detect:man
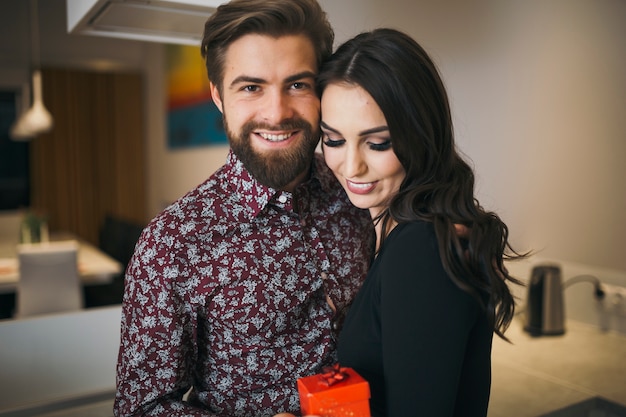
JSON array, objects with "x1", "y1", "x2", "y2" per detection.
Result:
[{"x1": 114, "y1": 0, "x2": 373, "y2": 416}]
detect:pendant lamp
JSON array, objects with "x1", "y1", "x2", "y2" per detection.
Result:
[{"x1": 10, "y1": 0, "x2": 53, "y2": 141}]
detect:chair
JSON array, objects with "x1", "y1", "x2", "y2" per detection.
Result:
[
  {"x1": 83, "y1": 215, "x2": 144, "y2": 308},
  {"x1": 16, "y1": 240, "x2": 83, "y2": 318}
]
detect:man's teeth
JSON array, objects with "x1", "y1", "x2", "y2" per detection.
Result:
[{"x1": 259, "y1": 132, "x2": 291, "y2": 142}]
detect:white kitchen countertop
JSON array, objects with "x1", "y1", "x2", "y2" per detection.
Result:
[{"x1": 488, "y1": 316, "x2": 626, "y2": 416}]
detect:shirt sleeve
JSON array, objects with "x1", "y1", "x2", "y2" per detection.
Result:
[
  {"x1": 113, "y1": 226, "x2": 213, "y2": 417},
  {"x1": 379, "y1": 222, "x2": 484, "y2": 417}
]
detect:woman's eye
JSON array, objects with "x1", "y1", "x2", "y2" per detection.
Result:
[
  {"x1": 369, "y1": 140, "x2": 392, "y2": 151},
  {"x1": 322, "y1": 136, "x2": 345, "y2": 148}
]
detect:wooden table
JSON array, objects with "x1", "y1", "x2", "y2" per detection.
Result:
[{"x1": 0, "y1": 233, "x2": 123, "y2": 294}]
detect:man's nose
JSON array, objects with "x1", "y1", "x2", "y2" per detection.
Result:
[{"x1": 261, "y1": 91, "x2": 295, "y2": 125}]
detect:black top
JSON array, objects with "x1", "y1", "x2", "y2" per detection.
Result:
[{"x1": 338, "y1": 221, "x2": 493, "y2": 417}]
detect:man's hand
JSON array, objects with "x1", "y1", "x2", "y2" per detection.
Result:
[{"x1": 454, "y1": 223, "x2": 470, "y2": 239}]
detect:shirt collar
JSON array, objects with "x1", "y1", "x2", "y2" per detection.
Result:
[{"x1": 223, "y1": 150, "x2": 335, "y2": 219}]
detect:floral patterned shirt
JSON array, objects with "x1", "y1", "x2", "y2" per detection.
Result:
[{"x1": 114, "y1": 150, "x2": 373, "y2": 417}]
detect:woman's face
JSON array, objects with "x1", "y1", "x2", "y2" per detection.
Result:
[{"x1": 321, "y1": 83, "x2": 406, "y2": 219}]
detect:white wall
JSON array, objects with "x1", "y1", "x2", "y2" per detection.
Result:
[{"x1": 2, "y1": 0, "x2": 625, "y2": 276}]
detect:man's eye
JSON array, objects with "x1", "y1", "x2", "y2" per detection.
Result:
[
  {"x1": 291, "y1": 82, "x2": 309, "y2": 90},
  {"x1": 242, "y1": 85, "x2": 259, "y2": 92}
]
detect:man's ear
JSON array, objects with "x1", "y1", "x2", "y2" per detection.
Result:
[{"x1": 210, "y1": 82, "x2": 224, "y2": 113}]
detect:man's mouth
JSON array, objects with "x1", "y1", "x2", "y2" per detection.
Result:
[{"x1": 258, "y1": 132, "x2": 295, "y2": 142}]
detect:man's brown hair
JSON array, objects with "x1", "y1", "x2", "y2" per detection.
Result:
[{"x1": 201, "y1": 0, "x2": 334, "y2": 96}]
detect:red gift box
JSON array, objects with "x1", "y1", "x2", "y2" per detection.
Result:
[{"x1": 297, "y1": 365, "x2": 371, "y2": 417}]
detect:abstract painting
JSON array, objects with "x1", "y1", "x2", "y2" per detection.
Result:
[{"x1": 166, "y1": 44, "x2": 227, "y2": 149}]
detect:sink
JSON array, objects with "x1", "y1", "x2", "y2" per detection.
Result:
[{"x1": 539, "y1": 397, "x2": 626, "y2": 417}]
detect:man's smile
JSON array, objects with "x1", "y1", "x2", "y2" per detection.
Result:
[{"x1": 257, "y1": 131, "x2": 296, "y2": 142}]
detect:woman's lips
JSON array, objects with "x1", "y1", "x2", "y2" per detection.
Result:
[{"x1": 345, "y1": 179, "x2": 377, "y2": 195}]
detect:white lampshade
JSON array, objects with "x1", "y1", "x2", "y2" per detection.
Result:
[{"x1": 10, "y1": 70, "x2": 54, "y2": 141}]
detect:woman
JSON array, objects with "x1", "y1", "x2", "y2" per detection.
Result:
[{"x1": 317, "y1": 28, "x2": 526, "y2": 416}]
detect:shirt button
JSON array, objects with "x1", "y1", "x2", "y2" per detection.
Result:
[
  {"x1": 300, "y1": 219, "x2": 306, "y2": 226},
  {"x1": 278, "y1": 195, "x2": 287, "y2": 203},
  {"x1": 321, "y1": 272, "x2": 328, "y2": 280}
]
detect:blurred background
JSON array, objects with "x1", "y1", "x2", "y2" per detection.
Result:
[
  {"x1": 1, "y1": 0, "x2": 624, "y2": 272},
  {"x1": 1, "y1": 1, "x2": 625, "y2": 416}
]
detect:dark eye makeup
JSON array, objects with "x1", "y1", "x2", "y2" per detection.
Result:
[
  {"x1": 369, "y1": 140, "x2": 392, "y2": 151},
  {"x1": 322, "y1": 137, "x2": 345, "y2": 148}
]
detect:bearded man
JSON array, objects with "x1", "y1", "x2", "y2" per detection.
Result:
[{"x1": 114, "y1": 1, "x2": 373, "y2": 416}]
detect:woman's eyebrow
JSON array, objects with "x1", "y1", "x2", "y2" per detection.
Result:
[
  {"x1": 321, "y1": 121, "x2": 389, "y2": 137},
  {"x1": 320, "y1": 121, "x2": 339, "y2": 133},
  {"x1": 358, "y1": 126, "x2": 389, "y2": 136}
]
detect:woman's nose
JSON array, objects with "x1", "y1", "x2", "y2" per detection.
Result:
[{"x1": 343, "y1": 148, "x2": 366, "y2": 178}]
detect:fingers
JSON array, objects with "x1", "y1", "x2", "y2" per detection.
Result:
[{"x1": 453, "y1": 223, "x2": 470, "y2": 239}]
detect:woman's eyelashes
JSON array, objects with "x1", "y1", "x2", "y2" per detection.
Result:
[
  {"x1": 322, "y1": 133, "x2": 393, "y2": 152},
  {"x1": 322, "y1": 135, "x2": 345, "y2": 148},
  {"x1": 369, "y1": 140, "x2": 392, "y2": 151}
]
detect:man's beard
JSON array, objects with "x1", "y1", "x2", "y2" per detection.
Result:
[{"x1": 225, "y1": 117, "x2": 320, "y2": 190}]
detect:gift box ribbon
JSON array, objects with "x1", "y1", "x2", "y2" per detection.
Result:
[{"x1": 319, "y1": 364, "x2": 350, "y2": 387}]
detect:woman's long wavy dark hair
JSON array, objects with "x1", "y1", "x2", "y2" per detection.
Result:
[{"x1": 317, "y1": 28, "x2": 528, "y2": 339}]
